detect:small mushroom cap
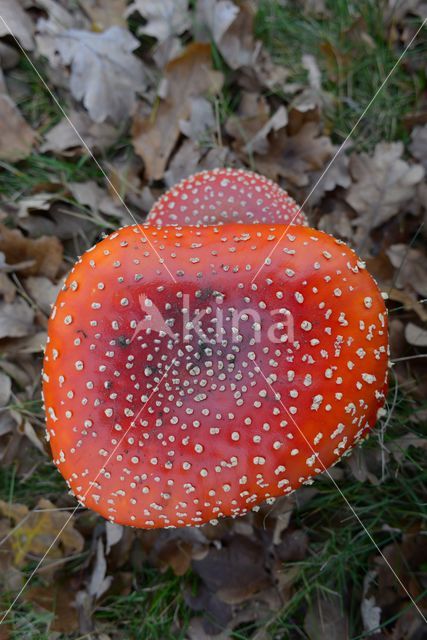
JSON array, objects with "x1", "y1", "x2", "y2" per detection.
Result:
[
  {"x1": 43, "y1": 224, "x2": 388, "y2": 529},
  {"x1": 146, "y1": 168, "x2": 308, "y2": 227}
]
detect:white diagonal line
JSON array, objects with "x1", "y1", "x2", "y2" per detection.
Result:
[
  {"x1": 251, "y1": 16, "x2": 427, "y2": 284},
  {"x1": 251, "y1": 358, "x2": 427, "y2": 623},
  {"x1": 0, "y1": 14, "x2": 177, "y2": 285},
  {"x1": 0, "y1": 353, "x2": 179, "y2": 624}
]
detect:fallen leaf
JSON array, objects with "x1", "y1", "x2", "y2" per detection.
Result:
[
  {"x1": 308, "y1": 147, "x2": 351, "y2": 204},
  {"x1": 26, "y1": 581, "x2": 79, "y2": 633},
  {"x1": 290, "y1": 53, "x2": 333, "y2": 116},
  {"x1": 409, "y1": 124, "x2": 427, "y2": 170},
  {"x1": 25, "y1": 276, "x2": 61, "y2": 315},
  {"x1": 196, "y1": 0, "x2": 253, "y2": 70},
  {"x1": 0, "y1": 498, "x2": 84, "y2": 567},
  {"x1": 0, "y1": 297, "x2": 35, "y2": 339},
  {"x1": 0, "y1": 224, "x2": 63, "y2": 279},
  {"x1": 33, "y1": 0, "x2": 75, "y2": 67},
  {"x1": 345, "y1": 446, "x2": 384, "y2": 485},
  {"x1": 55, "y1": 26, "x2": 147, "y2": 123},
  {"x1": 386, "y1": 244, "x2": 427, "y2": 297},
  {"x1": 196, "y1": 0, "x2": 238, "y2": 44},
  {"x1": 388, "y1": 433, "x2": 427, "y2": 463},
  {"x1": 0, "y1": 330, "x2": 47, "y2": 355},
  {"x1": 80, "y1": 0, "x2": 128, "y2": 30},
  {"x1": 361, "y1": 571, "x2": 382, "y2": 636},
  {"x1": 164, "y1": 139, "x2": 203, "y2": 187},
  {"x1": 88, "y1": 538, "x2": 112, "y2": 599},
  {"x1": 304, "y1": 592, "x2": 349, "y2": 640},
  {"x1": 0, "y1": 93, "x2": 36, "y2": 162},
  {"x1": 225, "y1": 91, "x2": 272, "y2": 150},
  {"x1": 388, "y1": 287, "x2": 427, "y2": 322},
  {"x1": 375, "y1": 533, "x2": 427, "y2": 612},
  {"x1": 0, "y1": 272, "x2": 16, "y2": 303},
  {"x1": 254, "y1": 122, "x2": 335, "y2": 187},
  {"x1": 303, "y1": 0, "x2": 329, "y2": 16},
  {"x1": 0, "y1": 41, "x2": 20, "y2": 69},
  {"x1": 16, "y1": 192, "x2": 58, "y2": 218},
  {"x1": 105, "y1": 521, "x2": 123, "y2": 554},
  {"x1": 346, "y1": 142, "x2": 425, "y2": 230},
  {"x1": 40, "y1": 109, "x2": 119, "y2": 155},
  {"x1": 132, "y1": 43, "x2": 223, "y2": 180},
  {"x1": 179, "y1": 96, "x2": 216, "y2": 143},
  {"x1": 0, "y1": 370, "x2": 11, "y2": 406},
  {"x1": 186, "y1": 606, "x2": 268, "y2": 640},
  {"x1": 68, "y1": 180, "x2": 124, "y2": 219},
  {"x1": 152, "y1": 35, "x2": 183, "y2": 69},
  {"x1": 192, "y1": 535, "x2": 271, "y2": 605},
  {"x1": 275, "y1": 528, "x2": 309, "y2": 562},
  {"x1": 13, "y1": 410, "x2": 46, "y2": 453},
  {"x1": 318, "y1": 201, "x2": 353, "y2": 239},
  {"x1": 243, "y1": 105, "x2": 288, "y2": 155},
  {"x1": 404, "y1": 322, "x2": 427, "y2": 346},
  {"x1": 0, "y1": 0, "x2": 34, "y2": 50},
  {"x1": 0, "y1": 519, "x2": 23, "y2": 593},
  {"x1": 126, "y1": 0, "x2": 191, "y2": 42}
]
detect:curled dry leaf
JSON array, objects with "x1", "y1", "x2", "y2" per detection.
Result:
[
  {"x1": 0, "y1": 223, "x2": 63, "y2": 279},
  {"x1": 126, "y1": 0, "x2": 191, "y2": 42},
  {"x1": 0, "y1": 0, "x2": 34, "y2": 50},
  {"x1": 55, "y1": 26, "x2": 148, "y2": 123},
  {"x1": 88, "y1": 538, "x2": 112, "y2": 599},
  {"x1": 386, "y1": 244, "x2": 427, "y2": 298},
  {"x1": 132, "y1": 43, "x2": 223, "y2": 180},
  {"x1": 0, "y1": 92, "x2": 36, "y2": 162},
  {"x1": 254, "y1": 121, "x2": 335, "y2": 187},
  {"x1": 16, "y1": 192, "x2": 58, "y2": 218},
  {"x1": 105, "y1": 521, "x2": 123, "y2": 554},
  {"x1": 346, "y1": 142, "x2": 425, "y2": 230}
]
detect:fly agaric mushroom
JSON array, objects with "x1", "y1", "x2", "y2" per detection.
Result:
[
  {"x1": 43, "y1": 224, "x2": 388, "y2": 529},
  {"x1": 146, "y1": 168, "x2": 308, "y2": 227}
]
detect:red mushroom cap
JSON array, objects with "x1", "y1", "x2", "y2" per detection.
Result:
[
  {"x1": 146, "y1": 168, "x2": 308, "y2": 227},
  {"x1": 43, "y1": 224, "x2": 388, "y2": 529}
]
